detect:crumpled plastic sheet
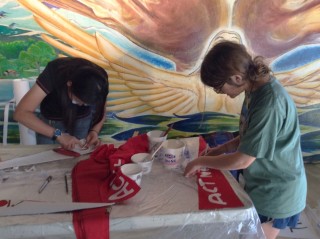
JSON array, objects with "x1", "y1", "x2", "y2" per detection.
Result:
[
  {"x1": 108, "y1": 161, "x2": 265, "y2": 239},
  {"x1": 0, "y1": 147, "x2": 265, "y2": 239}
]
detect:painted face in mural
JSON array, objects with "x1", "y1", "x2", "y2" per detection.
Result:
[{"x1": 211, "y1": 31, "x2": 243, "y2": 47}]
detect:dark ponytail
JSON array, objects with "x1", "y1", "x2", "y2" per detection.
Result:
[{"x1": 246, "y1": 56, "x2": 271, "y2": 83}]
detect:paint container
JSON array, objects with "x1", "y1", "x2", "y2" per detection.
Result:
[
  {"x1": 162, "y1": 139, "x2": 185, "y2": 170},
  {"x1": 131, "y1": 153, "x2": 154, "y2": 175},
  {"x1": 120, "y1": 163, "x2": 143, "y2": 186}
]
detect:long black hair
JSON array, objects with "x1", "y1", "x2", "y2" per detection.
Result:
[{"x1": 54, "y1": 57, "x2": 109, "y2": 134}]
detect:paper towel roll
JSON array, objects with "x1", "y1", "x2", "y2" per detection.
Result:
[
  {"x1": 13, "y1": 79, "x2": 37, "y2": 145},
  {"x1": 13, "y1": 79, "x2": 30, "y2": 104}
]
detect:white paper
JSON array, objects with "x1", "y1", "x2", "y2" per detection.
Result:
[
  {"x1": 13, "y1": 79, "x2": 36, "y2": 145},
  {"x1": 72, "y1": 144, "x2": 95, "y2": 155},
  {"x1": 0, "y1": 200, "x2": 113, "y2": 216},
  {"x1": 0, "y1": 150, "x2": 73, "y2": 170},
  {"x1": 13, "y1": 79, "x2": 30, "y2": 104}
]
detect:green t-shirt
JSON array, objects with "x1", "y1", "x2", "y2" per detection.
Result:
[{"x1": 238, "y1": 77, "x2": 307, "y2": 218}]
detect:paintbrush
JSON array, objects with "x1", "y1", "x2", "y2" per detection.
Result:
[
  {"x1": 161, "y1": 124, "x2": 173, "y2": 137},
  {"x1": 150, "y1": 141, "x2": 165, "y2": 159}
]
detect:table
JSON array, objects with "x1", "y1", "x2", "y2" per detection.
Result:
[{"x1": 0, "y1": 144, "x2": 265, "y2": 239}]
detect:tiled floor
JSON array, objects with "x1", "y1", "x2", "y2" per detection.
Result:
[{"x1": 277, "y1": 207, "x2": 319, "y2": 239}]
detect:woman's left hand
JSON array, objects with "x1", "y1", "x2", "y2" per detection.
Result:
[{"x1": 84, "y1": 130, "x2": 101, "y2": 148}]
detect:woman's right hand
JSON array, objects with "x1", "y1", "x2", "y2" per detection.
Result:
[{"x1": 56, "y1": 134, "x2": 81, "y2": 150}]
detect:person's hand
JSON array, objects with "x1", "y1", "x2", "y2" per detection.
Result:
[
  {"x1": 84, "y1": 130, "x2": 101, "y2": 148},
  {"x1": 56, "y1": 134, "x2": 81, "y2": 150},
  {"x1": 205, "y1": 144, "x2": 227, "y2": 156},
  {"x1": 205, "y1": 147, "x2": 221, "y2": 156},
  {"x1": 199, "y1": 146, "x2": 209, "y2": 156},
  {"x1": 183, "y1": 158, "x2": 203, "y2": 178}
]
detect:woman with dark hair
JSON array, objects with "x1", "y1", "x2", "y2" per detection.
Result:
[
  {"x1": 14, "y1": 57, "x2": 109, "y2": 150},
  {"x1": 184, "y1": 41, "x2": 307, "y2": 239}
]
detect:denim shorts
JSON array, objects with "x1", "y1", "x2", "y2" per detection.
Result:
[
  {"x1": 258, "y1": 212, "x2": 301, "y2": 229},
  {"x1": 36, "y1": 112, "x2": 93, "y2": 144}
]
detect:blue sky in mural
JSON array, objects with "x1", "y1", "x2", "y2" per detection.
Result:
[
  {"x1": 271, "y1": 44, "x2": 320, "y2": 72},
  {"x1": 0, "y1": 1, "x2": 175, "y2": 71}
]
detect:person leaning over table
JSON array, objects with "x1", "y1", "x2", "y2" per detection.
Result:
[
  {"x1": 14, "y1": 57, "x2": 109, "y2": 150},
  {"x1": 184, "y1": 41, "x2": 307, "y2": 239}
]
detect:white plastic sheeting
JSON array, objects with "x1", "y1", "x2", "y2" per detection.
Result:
[{"x1": 0, "y1": 144, "x2": 265, "y2": 239}]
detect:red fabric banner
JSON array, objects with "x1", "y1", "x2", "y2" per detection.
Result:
[
  {"x1": 197, "y1": 168, "x2": 244, "y2": 210},
  {"x1": 72, "y1": 135, "x2": 208, "y2": 239},
  {"x1": 72, "y1": 134, "x2": 149, "y2": 239}
]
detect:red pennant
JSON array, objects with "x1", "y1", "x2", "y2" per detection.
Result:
[
  {"x1": 102, "y1": 169, "x2": 141, "y2": 203},
  {"x1": 197, "y1": 168, "x2": 244, "y2": 210},
  {"x1": 53, "y1": 147, "x2": 81, "y2": 157}
]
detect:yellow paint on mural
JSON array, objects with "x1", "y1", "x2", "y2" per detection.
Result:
[{"x1": 17, "y1": 0, "x2": 320, "y2": 118}]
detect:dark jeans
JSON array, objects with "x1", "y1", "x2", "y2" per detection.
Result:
[{"x1": 36, "y1": 113, "x2": 93, "y2": 144}]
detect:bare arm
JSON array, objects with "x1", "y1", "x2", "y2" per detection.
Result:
[
  {"x1": 184, "y1": 151, "x2": 255, "y2": 177},
  {"x1": 13, "y1": 83, "x2": 55, "y2": 138},
  {"x1": 205, "y1": 135, "x2": 240, "y2": 156},
  {"x1": 90, "y1": 107, "x2": 106, "y2": 133},
  {"x1": 14, "y1": 83, "x2": 81, "y2": 149},
  {"x1": 85, "y1": 107, "x2": 106, "y2": 147}
]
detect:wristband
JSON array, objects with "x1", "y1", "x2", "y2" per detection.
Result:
[
  {"x1": 51, "y1": 128, "x2": 62, "y2": 141},
  {"x1": 89, "y1": 129, "x2": 99, "y2": 134}
]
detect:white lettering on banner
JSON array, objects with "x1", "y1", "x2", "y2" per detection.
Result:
[
  {"x1": 111, "y1": 176, "x2": 125, "y2": 190},
  {"x1": 209, "y1": 193, "x2": 227, "y2": 205},
  {"x1": 198, "y1": 168, "x2": 227, "y2": 206},
  {"x1": 108, "y1": 176, "x2": 134, "y2": 201},
  {"x1": 114, "y1": 159, "x2": 122, "y2": 167},
  {"x1": 199, "y1": 171, "x2": 212, "y2": 178},
  {"x1": 112, "y1": 159, "x2": 123, "y2": 173},
  {"x1": 198, "y1": 178, "x2": 217, "y2": 193}
]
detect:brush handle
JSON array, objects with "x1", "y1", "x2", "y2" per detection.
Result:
[
  {"x1": 151, "y1": 141, "x2": 165, "y2": 159},
  {"x1": 161, "y1": 124, "x2": 173, "y2": 137}
]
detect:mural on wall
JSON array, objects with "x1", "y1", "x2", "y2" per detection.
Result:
[{"x1": 0, "y1": 0, "x2": 320, "y2": 162}]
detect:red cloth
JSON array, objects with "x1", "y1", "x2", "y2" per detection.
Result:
[
  {"x1": 72, "y1": 135, "x2": 207, "y2": 239},
  {"x1": 190, "y1": 137, "x2": 244, "y2": 210},
  {"x1": 197, "y1": 168, "x2": 244, "y2": 210},
  {"x1": 72, "y1": 134, "x2": 148, "y2": 239}
]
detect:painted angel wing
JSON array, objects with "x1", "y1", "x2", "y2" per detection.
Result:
[
  {"x1": 275, "y1": 59, "x2": 320, "y2": 107},
  {"x1": 41, "y1": 0, "x2": 230, "y2": 73},
  {"x1": 17, "y1": 0, "x2": 233, "y2": 117},
  {"x1": 234, "y1": 0, "x2": 320, "y2": 59}
]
